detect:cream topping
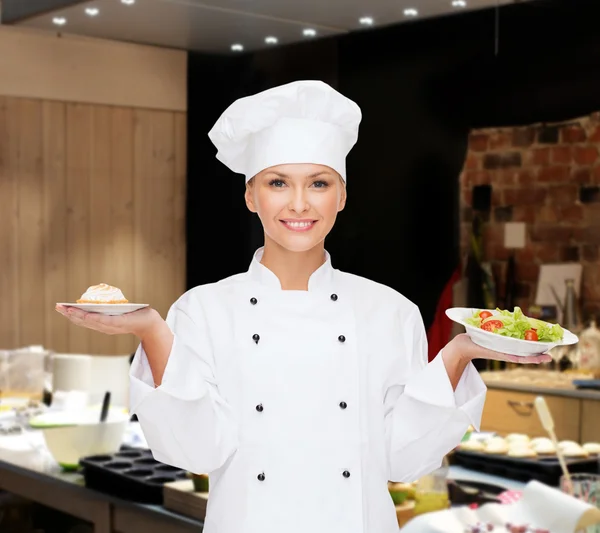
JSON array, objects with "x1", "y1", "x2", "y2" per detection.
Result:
[{"x1": 78, "y1": 283, "x2": 127, "y2": 302}]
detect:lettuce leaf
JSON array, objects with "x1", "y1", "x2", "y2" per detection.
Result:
[{"x1": 463, "y1": 307, "x2": 564, "y2": 342}]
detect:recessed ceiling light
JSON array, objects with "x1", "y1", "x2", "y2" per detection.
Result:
[
  {"x1": 452, "y1": 0, "x2": 467, "y2": 6},
  {"x1": 53, "y1": 17, "x2": 67, "y2": 25},
  {"x1": 121, "y1": 0, "x2": 135, "y2": 5},
  {"x1": 359, "y1": 16, "x2": 374, "y2": 25},
  {"x1": 85, "y1": 7, "x2": 99, "y2": 16},
  {"x1": 404, "y1": 8, "x2": 418, "y2": 16},
  {"x1": 265, "y1": 36, "x2": 278, "y2": 44},
  {"x1": 303, "y1": 28, "x2": 317, "y2": 37},
  {"x1": 231, "y1": 43, "x2": 244, "y2": 52}
]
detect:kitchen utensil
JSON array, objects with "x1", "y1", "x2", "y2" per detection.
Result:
[
  {"x1": 551, "y1": 279, "x2": 581, "y2": 332},
  {"x1": 80, "y1": 448, "x2": 188, "y2": 503},
  {"x1": 534, "y1": 395, "x2": 573, "y2": 495},
  {"x1": 99, "y1": 391, "x2": 110, "y2": 423},
  {"x1": 30, "y1": 408, "x2": 129, "y2": 469}
]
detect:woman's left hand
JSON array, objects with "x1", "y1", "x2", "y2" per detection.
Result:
[{"x1": 449, "y1": 333, "x2": 553, "y2": 365}]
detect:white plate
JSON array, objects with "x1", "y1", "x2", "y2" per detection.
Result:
[
  {"x1": 57, "y1": 303, "x2": 148, "y2": 316},
  {"x1": 445, "y1": 307, "x2": 579, "y2": 356}
]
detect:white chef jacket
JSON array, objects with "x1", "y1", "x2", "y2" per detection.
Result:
[{"x1": 130, "y1": 247, "x2": 486, "y2": 533}]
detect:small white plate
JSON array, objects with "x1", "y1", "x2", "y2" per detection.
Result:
[
  {"x1": 56, "y1": 303, "x2": 148, "y2": 316},
  {"x1": 445, "y1": 307, "x2": 579, "y2": 356}
]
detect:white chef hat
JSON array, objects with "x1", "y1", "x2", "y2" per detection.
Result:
[{"x1": 207, "y1": 80, "x2": 362, "y2": 182}]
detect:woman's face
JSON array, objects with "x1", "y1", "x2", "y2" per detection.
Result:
[{"x1": 245, "y1": 163, "x2": 346, "y2": 253}]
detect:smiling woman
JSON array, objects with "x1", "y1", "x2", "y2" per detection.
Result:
[
  {"x1": 244, "y1": 164, "x2": 346, "y2": 260},
  {"x1": 57, "y1": 80, "x2": 550, "y2": 533}
]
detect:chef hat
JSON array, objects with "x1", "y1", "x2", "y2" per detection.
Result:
[{"x1": 207, "y1": 80, "x2": 362, "y2": 182}]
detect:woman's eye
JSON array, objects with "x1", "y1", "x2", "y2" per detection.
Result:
[
  {"x1": 312, "y1": 180, "x2": 329, "y2": 188},
  {"x1": 269, "y1": 179, "x2": 286, "y2": 188}
]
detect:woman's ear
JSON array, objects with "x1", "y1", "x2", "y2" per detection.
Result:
[
  {"x1": 245, "y1": 179, "x2": 257, "y2": 213},
  {"x1": 337, "y1": 178, "x2": 347, "y2": 212}
]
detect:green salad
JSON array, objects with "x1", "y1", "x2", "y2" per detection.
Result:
[{"x1": 464, "y1": 306, "x2": 564, "y2": 342}]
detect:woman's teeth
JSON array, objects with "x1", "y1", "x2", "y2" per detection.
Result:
[
  {"x1": 281, "y1": 220, "x2": 316, "y2": 231},
  {"x1": 286, "y1": 221, "x2": 311, "y2": 228}
]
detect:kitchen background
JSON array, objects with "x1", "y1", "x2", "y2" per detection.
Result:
[
  {"x1": 0, "y1": 27, "x2": 187, "y2": 355},
  {"x1": 2, "y1": 1, "x2": 600, "y2": 532},
  {"x1": 2, "y1": 0, "x2": 600, "y2": 355}
]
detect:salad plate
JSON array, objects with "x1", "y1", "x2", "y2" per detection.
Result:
[{"x1": 446, "y1": 307, "x2": 579, "y2": 356}]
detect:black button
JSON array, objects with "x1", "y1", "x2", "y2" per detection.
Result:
[
  {"x1": 343, "y1": 470, "x2": 351, "y2": 478},
  {"x1": 338, "y1": 335, "x2": 346, "y2": 343},
  {"x1": 258, "y1": 472, "x2": 265, "y2": 481},
  {"x1": 256, "y1": 404, "x2": 263, "y2": 412},
  {"x1": 253, "y1": 334, "x2": 260, "y2": 344},
  {"x1": 339, "y1": 402, "x2": 347, "y2": 409},
  {"x1": 330, "y1": 294, "x2": 338, "y2": 301},
  {"x1": 250, "y1": 297, "x2": 258, "y2": 305}
]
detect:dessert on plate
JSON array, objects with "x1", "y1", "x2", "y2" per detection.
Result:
[{"x1": 76, "y1": 283, "x2": 129, "y2": 304}]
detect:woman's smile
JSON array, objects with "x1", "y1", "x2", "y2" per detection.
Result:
[{"x1": 280, "y1": 219, "x2": 318, "y2": 232}]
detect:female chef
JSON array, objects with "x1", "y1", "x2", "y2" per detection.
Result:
[{"x1": 56, "y1": 80, "x2": 551, "y2": 533}]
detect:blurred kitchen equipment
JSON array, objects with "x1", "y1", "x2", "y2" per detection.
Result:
[
  {"x1": 560, "y1": 473, "x2": 600, "y2": 533},
  {"x1": 535, "y1": 263, "x2": 582, "y2": 325},
  {"x1": 29, "y1": 408, "x2": 129, "y2": 470},
  {"x1": 51, "y1": 354, "x2": 130, "y2": 409},
  {"x1": 534, "y1": 395, "x2": 572, "y2": 495},
  {"x1": 99, "y1": 391, "x2": 111, "y2": 423},
  {"x1": 551, "y1": 278, "x2": 582, "y2": 333},
  {"x1": 51, "y1": 354, "x2": 92, "y2": 411},
  {"x1": 576, "y1": 320, "x2": 600, "y2": 372},
  {"x1": 413, "y1": 456, "x2": 450, "y2": 515},
  {"x1": 0, "y1": 346, "x2": 51, "y2": 403}
]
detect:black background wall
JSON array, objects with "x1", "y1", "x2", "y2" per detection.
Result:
[{"x1": 186, "y1": 0, "x2": 600, "y2": 329}]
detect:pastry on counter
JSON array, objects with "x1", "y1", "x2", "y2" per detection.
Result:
[
  {"x1": 505, "y1": 433, "x2": 530, "y2": 444},
  {"x1": 484, "y1": 440, "x2": 508, "y2": 455},
  {"x1": 76, "y1": 283, "x2": 129, "y2": 304},
  {"x1": 507, "y1": 445, "x2": 537, "y2": 458},
  {"x1": 558, "y1": 440, "x2": 579, "y2": 450},
  {"x1": 583, "y1": 442, "x2": 600, "y2": 455},
  {"x1": 561, "y1": 444, "x2": 589, "y2": 458},
  {"x1": 531, "y1": 441, "x2": 556, "y2": 455},
  {"x1": 458, "y1": 440, "x2": 486, "y2": 452},
  {"x1": 529, "y1": 437, "x2": 552, "y2": 448}
]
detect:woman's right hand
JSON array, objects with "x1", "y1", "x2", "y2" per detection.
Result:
[{"x1": 55, "y1": 304, "x2": 163, "y2": 340}]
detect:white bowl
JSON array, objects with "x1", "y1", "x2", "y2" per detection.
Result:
[
  {"x1": 445, "y1": 307, "x2": 579, "y2": 357},
  {"x1": 29, "y1": 408, "x2": 129, "y2": 470}
]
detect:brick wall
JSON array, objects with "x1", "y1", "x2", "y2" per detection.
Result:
[{"x1": 460, "y1": 113, "x2": 600, "y2": 321}]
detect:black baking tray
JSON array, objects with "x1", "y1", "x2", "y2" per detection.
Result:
[
  {"x1": 453, "y1": 450, "x2": 599, "y2": 486},
  {"x1": 79, "y1": 447, "x2": 188, "y2": 504}
]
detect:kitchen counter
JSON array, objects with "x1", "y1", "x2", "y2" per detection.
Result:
[
  {"x1": 479, "y1": 369, "x2": 600, "y2": 442},
  {"x1": 0, "y1": 455, "x2": 200, "y2": 533},
  {"x1": 0, "y1": 454, "x2": 524, "y2": 533},
  {"x1": 484, "y1": 379, "x2": 600, "y2": 400}
]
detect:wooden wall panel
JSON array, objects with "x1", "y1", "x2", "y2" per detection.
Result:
[
  {"x1": 42, "y1": 101, "x2": 68, "y2": 354},
  {"x1": 15, "y1": 99, "x2": 45, "y2": 346},
  {"x1": 110, "y1": 108, "x2": 136, "y2": 356},
  {"x1": 0, "y1": 97, "x2": 187, "y2": 355},
  {"x1": 0, "y1": 97, "x2": 20, "y2": 349}
]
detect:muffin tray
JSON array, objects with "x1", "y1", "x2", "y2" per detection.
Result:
[
  {"x1": 79, "y1": 447, "x2": 188, "y2": 504},
  {"x1": 453, "y1": 450, "x2": 599, "y2": 486}
]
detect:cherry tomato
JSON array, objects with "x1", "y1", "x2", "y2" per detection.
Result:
[
  {"x1": 524, "y1": 329, "x2": 539, "y2": 341},
  {"x1": 481, "y1": 320, "x2": 503, "y2": 332},
  {"x1": 479, "y1": 311, "x2": 493, "y2": 320}
]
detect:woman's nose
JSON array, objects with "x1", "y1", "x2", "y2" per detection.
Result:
[{"x1": 288, "y1": 188, "x2": 309, "y2": 213}]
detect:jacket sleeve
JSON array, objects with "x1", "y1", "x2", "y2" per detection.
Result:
[
  {"x1": 129, "y1": 291, "x2": 238, "y2": 474},
  {"x1": 384, "y1": 305, "x2": 486, "y2": 482}
]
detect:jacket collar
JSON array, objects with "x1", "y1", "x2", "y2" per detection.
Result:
[{"x1": 247, "y1": 247, "x2": 334, "y2": 292}]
